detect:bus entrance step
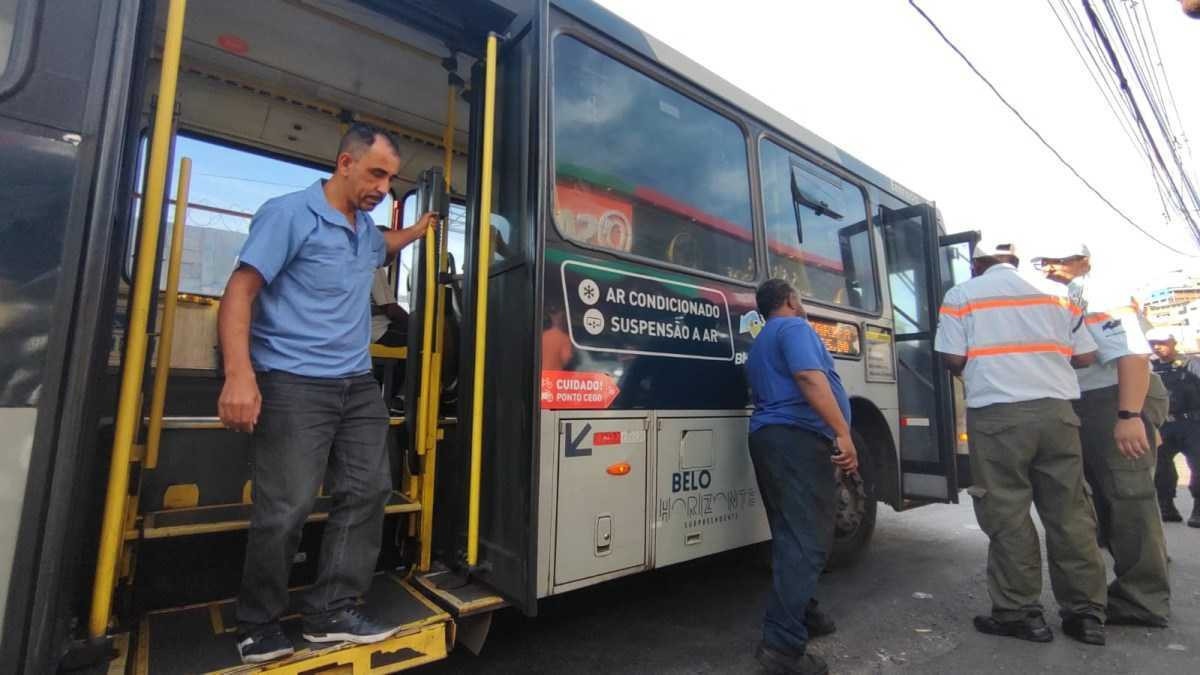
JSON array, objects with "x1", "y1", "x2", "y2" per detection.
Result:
[
  {"x1": 126, "y1": 491, "x2": 419, "y2": 540},
  {"x1": 131, "y1": 574, "x2": 450, "y2": 674},
  {"x1": 413, "y1": 569, "x2": 506, "y2": 618}
]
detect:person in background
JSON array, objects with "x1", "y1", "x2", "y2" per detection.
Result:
[
  {"x1": 1147, "y1": 327, "x2": 1200, "y2": 527},
  {"x1": 371, "y1": 226, "x2": 409, "y2": 348},
  {"x1": 745, "y1": 278, "x2": 856, "y2": 675},
  {"x1": 541, "y1": 301, "x2": 574, "y2": 371},
  {"x1": 217, "y1": 123, "x2": 436, "y2": 664},
  {"x1": 935, "y1": 241, "x2": 1107, "y2": 645},
  {"x1": 1033, "y1": 244, "x2": 1170, "y2": 629}
]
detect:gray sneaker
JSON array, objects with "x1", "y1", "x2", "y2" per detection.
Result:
[
  {"x1": 301, "y1": 607, "x2": 400, "y2": 644},
  {"x1": 236, "y1": 624, "x2": 294, "y2": 664}
]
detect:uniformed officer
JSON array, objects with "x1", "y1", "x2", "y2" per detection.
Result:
[
  {"x1": 1032, "y1": 244, "x2": 1170, "y2": 628},
  {"x1": 935, "y1": 241, "x2": 1107, "y2": 645},
  {"x1": 1148, "y1": 327, "x2": 1200, "y2": 527}
]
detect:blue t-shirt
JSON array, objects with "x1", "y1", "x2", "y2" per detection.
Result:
[
  {"x1": 747, "y1": 316, "x2": 851, "y2": 437},
  {"x1": 236, "y1": 180, "x2": 387, "y2": 378}
]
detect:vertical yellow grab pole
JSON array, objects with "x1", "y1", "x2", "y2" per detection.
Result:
[
  {"x1": 415, "y1": 231, "x2": 437, "y2": 460},
  {"x1": 89, "y1": 0, "x2": 188, "y2": 639},
  {"x1": 417, "y1": 79, "x2": 458, "y2": 572},
  {"x1": 467, "y1": 34, "x2": 498, "y2": 567},
  {"x1": 145, "y1": 158, "x2": 191, "y2": 469},
  {"x1": 414, "y1": 208, "x2": 438, "y2": 570}
]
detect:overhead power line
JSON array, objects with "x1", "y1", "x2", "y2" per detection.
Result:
[
  {"x1": 906, "y1": 0, "x2": 1196, "y2": 257},
  {"x1": 1086, "y1": 0, "x2": 1200, "y2": 233}
]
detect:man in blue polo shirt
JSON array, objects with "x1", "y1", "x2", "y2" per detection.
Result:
[
  {"x1": 746, "y1": 279, "x2": 857, "y2": 675},
  {"x1": 217, "y1": 124, "x2": 436, "y2": 664}
]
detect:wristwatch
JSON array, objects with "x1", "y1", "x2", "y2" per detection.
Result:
[{"x1": 1116, "y1": 410, "x2": 1142, "y2": 420}]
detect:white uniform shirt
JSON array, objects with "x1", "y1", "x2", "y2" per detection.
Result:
[
  {"x1": 934, "y1": 264, "x2": 1097, "y2": 408},
  {"x1": 370, "y1": 269, "x2": 397, "y2": 342},
  {"x1": 1069, "y1": 277, "x2": 1153, "y2": 392}
]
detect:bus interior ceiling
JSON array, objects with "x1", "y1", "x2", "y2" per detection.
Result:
[
  {"x1": 153, "y1": 0, "x2": 480, "y2": 194},
  {"x1": 92, "y1": 0, "x2": 518, "y2": 653}
]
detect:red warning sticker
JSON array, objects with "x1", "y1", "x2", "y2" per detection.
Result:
[
  {"x1": 593, "y1": 431, "x2": 622, "y2": 446},
  {"x1": 540, "y1": 370, "x2": 621, "y2": 409}
]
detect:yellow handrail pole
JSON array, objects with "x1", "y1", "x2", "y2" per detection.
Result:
[
  {"x1": 417, "y1": 79, "x2": 458, "y2": 572},
  {"x1": 146, "y1": 158, "x2": 192, "y2": 470},
  {"x1": 425, "y1": 80, "x2": 457, "y2": 452},
  {"x1": 415, "y1": 229, "x2": 437, "y2": 460},
  {"x1": 414, "y1": 219, "x2": 438, "y2": 570},
  {"x1": 467, "y1": 34, "x2": 498, "y2": 567},
  {"x1": 89, "y1": 0, "x2": 188, "y2": 639}
]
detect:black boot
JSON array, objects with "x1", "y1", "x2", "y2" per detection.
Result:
[
  {"x1": 1189, "y1": 502, "x2": 1200, "y2": 528},
  {"x1": 1161, "y1": 501, "x2": 1183, "y2": 523}
]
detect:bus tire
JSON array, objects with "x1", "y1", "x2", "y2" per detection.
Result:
[{"x1": 826, "y1": 429, "x2": 877, "y2": 569}]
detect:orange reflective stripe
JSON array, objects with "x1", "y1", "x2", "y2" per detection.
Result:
[
  {"x1": 939, "y1": 295, "x2": 1080, "y2": 318},
  {"x1": 1084, "y1": 306, "x2": 1136, "y2": 324},
  {"x1": 966, "y1": 342, "x2": 1073, "y2": 358}
]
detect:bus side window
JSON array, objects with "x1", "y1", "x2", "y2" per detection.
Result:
[
  {"x1": 758, "y1": 140, "x2": 878, "y2": 313},
  {"x1": 550, "y1": 35, "x2": 755, "y2": 282}
]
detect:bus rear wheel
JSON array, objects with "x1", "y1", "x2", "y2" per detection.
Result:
[{"x1": 826, "y1": 430, "x2": 877, "y2": 569}]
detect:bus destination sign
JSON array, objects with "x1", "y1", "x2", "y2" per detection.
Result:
[
  {"x1": 560, "y1": 260, "x2": 735, "y2": 361},
  {"x1": 807, "y1": 318, "x2": 861, "y2": 358}
]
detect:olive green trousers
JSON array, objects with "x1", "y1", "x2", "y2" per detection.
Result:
[
  {"x1": 967, "y1": 398, "x2": 1107, "y2": 622},
  {"x1": 1075, "y1": 384, "x2": 1171, "y2": 623}
]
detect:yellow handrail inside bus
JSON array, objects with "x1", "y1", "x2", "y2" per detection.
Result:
[
  {"x1": 415, "y1": 229, "x2": 437, "y2": 460},
  {"x1": 467, "y1": 33, "x2": 498, "y2": 567},
  {"x1": 417, "y1": 77, "x2": 458, "y2": 572},
  {"x1": 146, "y1": 157, "x2": 192, "y2": 470},
  {"x1": 89, "y1": 0, "x2": 188, "y2": 639}
]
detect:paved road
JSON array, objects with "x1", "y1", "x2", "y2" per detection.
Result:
[{"x1": 424, "y1": 491, "x2": 1200, "y2": 674}]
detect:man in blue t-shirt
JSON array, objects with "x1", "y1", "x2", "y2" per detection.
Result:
[
  {"x1": 217, "y1": 124, "x2": 436, "y2": 664},
  {"x1": 745, "y1": 279, "x2": 857, "y2": 675}
]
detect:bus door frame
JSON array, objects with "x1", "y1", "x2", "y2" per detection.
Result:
[
  {"x1": 879, "y1": 203, "x2": 959, "y2": 503},
  {"x1": 0, "y1": 0, "x2": 153, "y2": 670},
  {"x1": 936, "y1": 229, "x2": 979, "y2": 489}
]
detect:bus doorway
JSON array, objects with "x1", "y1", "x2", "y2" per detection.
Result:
[
  {"x1": 880, "y1": 204, "x2": 970, "y2": 503},
  {"x1": 75, "y1": 0, "x2": 531, "y2": 672}
]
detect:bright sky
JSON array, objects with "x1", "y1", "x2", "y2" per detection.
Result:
[{"x1": 596, "y1": 0, "x2": 1200, "y2": 293}]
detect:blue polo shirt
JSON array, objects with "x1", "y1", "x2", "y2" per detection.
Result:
[
  {"x1": 236, "y1": 180, "x2": 387, "y2": 378},
  {"x1": 747, "y1": 316, "x2": 851, "y2": 437}
]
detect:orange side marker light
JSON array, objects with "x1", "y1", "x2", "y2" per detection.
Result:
[{"x1": 607, "y1": 462, "x2": 631, "y2": 476}]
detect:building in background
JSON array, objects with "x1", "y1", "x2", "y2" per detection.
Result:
[{"x1": 1139, "y1": 269, "x2": 1200, "y2": 353}]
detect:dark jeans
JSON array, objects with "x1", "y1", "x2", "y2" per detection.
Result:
[
  {"x1": 748, "y1": 425, "x2": 837, "y2": 656},
  {"x1": 1155, "y1": 419, "x2": 1200, "y2": 503},
  {"x1": 236, "y1": 371, "x2": 391, "y2": 628}
]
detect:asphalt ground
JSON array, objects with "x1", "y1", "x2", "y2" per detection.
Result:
[{"x1": 423, "y1": 459, "x2": 1200, "y2": 674}]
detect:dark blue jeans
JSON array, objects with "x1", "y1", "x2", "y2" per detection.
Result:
[
  {"x1": 236, "y1": 371, "x2": 391, "y2": 628},
  {"x1": 749, "y1": 425, "x2": 837, "y2": 656}
]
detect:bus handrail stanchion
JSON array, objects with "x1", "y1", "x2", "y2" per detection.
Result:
[
  {"x1": 146, "y1": 157, "x2": 192, "y2": 470},
  {"x1": 416, "y1": 75, "x2": 459, "y2": 572},
  {"x1": 415, "y1": 199, "x2": 439, "y2": 571},
  {"x1": 466, "y1": 33, "x2": 498, "y2": 568},
  {"x1": 88, "y1": 0, "x2": 188, "y2": 640}
]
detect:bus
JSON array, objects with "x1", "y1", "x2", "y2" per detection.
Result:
[{"x1": 0, "y1": 0, "x2": 978, "y2": 672}]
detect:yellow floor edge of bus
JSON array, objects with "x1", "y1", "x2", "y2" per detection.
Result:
[{"x1": 130, "y1": 576, "x2": 452, "y2": 674}]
